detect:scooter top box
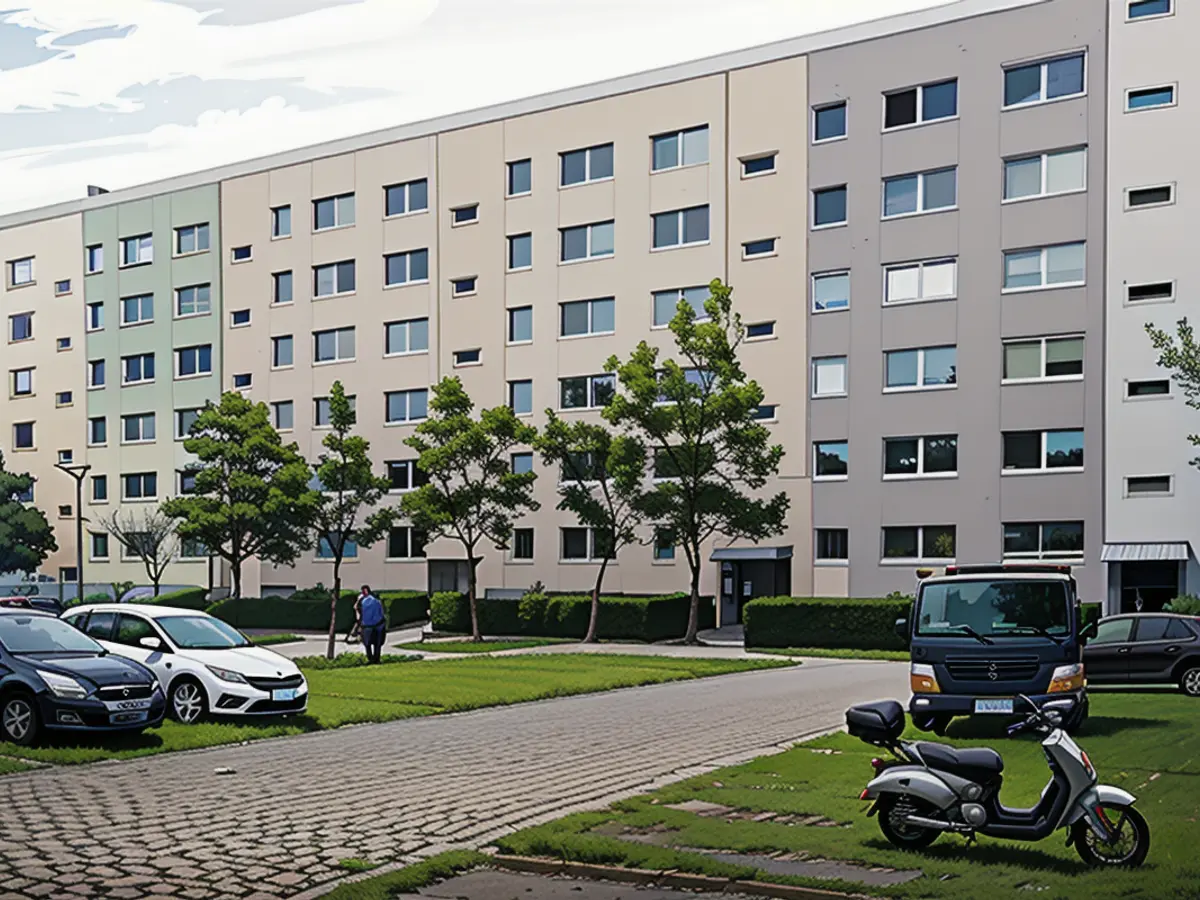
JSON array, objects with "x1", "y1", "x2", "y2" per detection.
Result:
[{"x1": 846, "y1": 700, "x2": 905, "y2": 744}]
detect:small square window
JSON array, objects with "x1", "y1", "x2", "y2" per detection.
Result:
[
  {"x1": 8, "y1": 257, "x2": 34, "y2": 286},
  {"x1": 812, "y1": 271, "x2": 850, "y2": 312},
  {"x1": 57, "y1": 450, "x2": 73, "y2": 465},
  {"x1": 54, "y1": 279, "x2": 71, "y2": 295},
  {"x1": 813, "y1": 186, "x2": 847, "y2": 227},
  {"x1": 813, "y1": 102, "x2": 847, "y2": 142},
  {"x1": 230, "y1": 309, "x2": 251, "y2": 327},
  {"x1": 57, "y1": 337, "x2": 72, "y2": 351},
  {"x1": 56, "y1": 391, "x2": 72, "y2": 407}
]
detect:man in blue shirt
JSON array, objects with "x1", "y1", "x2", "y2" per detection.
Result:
[{"x1": 359, "y1": 585, "x2": 386, "y2": 664}]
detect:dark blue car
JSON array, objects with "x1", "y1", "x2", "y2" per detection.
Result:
[{"x1": 0, "y1": 609, "x2": 165, "y2": 746}]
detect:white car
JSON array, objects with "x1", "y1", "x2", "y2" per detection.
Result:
[{"x1": 62, "y1": 604, "x2": 308, "y2": 724}]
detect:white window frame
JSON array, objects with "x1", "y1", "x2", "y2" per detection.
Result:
[
  {"x1": 559, "y1": 373, "x2": 615, "y2": 411},
  {"x1": 883, "y1": 258, "x2": 957, "y2": 305},
  {"x1": 811, "y1": 356, "x2": 848, "y2": 398},
  {"x1": 387, "y1": 525, "x2": 427, "y2": 561},
  {"x1": 1125, "y1": 474, "x2": 1173, "y2": 498},
  {"x1": 882, "y1": 435, "x2": 959, "y2": 480},
  {"x1": 559, "y1": 143, "x2": 614, "y2": 187},
  {"x1": 559, "y1": 220, "x2": 615, "y2": 263},
  {"x1": 740, "y1": 153, "x2": 777, "y2": 178},
  {"x1": 1125, "y1": 378, "x2": 1171, "y2": 401},
  {"x1": 175, "y1": 408, "x2": 201, "y2": 440},
  {"x1": 882, "y1": 167, "x2": 958, "y2": 219},
  {"x1": 815, "y1": 527, "x2": 849, "y2": 564},
  {"x1": 506, "y1": 159, "x2": 532, "y2": 197},
  {"x1": 230, "y1": 309, "x2": 251, "y2": 328},
  {"x1": 384, "y1": 179, "x2": 429, "y2": 218},
  {"x1": 881, "y1": 78, "x2": 959, "y2": 130},
  {"x1": 271, "y1": 205, "x2": 292, "y2": 238},
  {"x1": 1002, "y1": 52, "x2": 1087, "y2": 109},
  {"x1": 11, "y1": 368, "x2": 33, "y2": 396},
  {"x1": 507, "y1": 233, "x2": 533, "y2": 271},
  {"x1": 90, "y1": 532, "x2": 110, "y2": 562},
  {"x1": 451, "y1": 204, "x2": 479, "y2": 227},
  {"x1": 121, "y1": 412, "x2": 156, "y2": 445},
  {"x1": 881, "y1": 525, "x2": 957, "y2": 564},
  {"x1": 1002, "y1": 147, "x2": 1088, "y2": 202},
  {"x1": 91, "y1": 474, "x2": 107, "y2": 503},
  {"x1": 1001, "y1": 335, "x2": 1085, "y2": 384},
  {"x1": 85, "y1": 244, "x2": 103, "y2": 274},
  {"x1": 174, "y1": 223, "x2": 210, "y2": 256},
  {"x1": 88, "y1": 359, "x2": 105, "y2": 389},
  {"x1": 385, "y1": 317, "x2": 430, "y2": 356},
  {"x1": 119, "y1": 234, "x2": 153, "y2": 267},
  {"x1": 1124, "y1": 182, "x2": 1176, "y2": 210},
  {"x1": 651, "y1": 205, "x2": 710, "y2": 250},
  {"x1": 507, "y1": 306, "x2": 533, "y2": 345},
  {"x1": 88, "y1": 416, "x2": 107, "y2": 446},
  {"x1": 386, "y1": 460, "x2": 423, "y2": 494},
  {"x1": 453, "y1": 348, "x2": 482, "y2": 367},
  {"x1": 509, "y1": 380, "x2": 533, "y2": 416},
  {"x1": 313, "y1": 260, "x2": 356, "y2": 298},
  {"x1": 384, "y1": 249, "x2": 430, "y2": 287},
  {"x1": 451, "y1": 276, "x2": 478, "y2": 297},
  {"x1": 230, "y1": 245, "x2": 253, "y2": 263},
  {"x1": 509, "y1": 527, "x2": 535, "y2": 563},
  {"x1": 122, "y1": 472, "x2": 158, "y2": 501},
  {"x1": 650, "y1": 125, "x2": 709, "y2": 172},
  {"x1": 883, "y1": 346, "x2": 957, "y2": 393},
  {"x1": 742, "y1": 238, "x2": 778, "y2": 259},
  {"x1": 1002, "y1": 521, "x2": 1084, "y2": 560},
  {"x1": 811, "y1": 101, "x2": 848, "y2": 143},
  {"x1": 652, "y1": 286, "x2": 710, "y2": 329},
  {"x1": 121, "y1": 353, "x2": 155, "y2": 386},
  {"x1": 746, "y1": 322, "x2": 776, "y2": 342},
  {"x1": 120, "y1": 294, "x2": 154, "y2": 327},
  {"x1": 1002, "y1": 429, "x2": 1085, "y2": 474},
  {"x1": 1002, "y1": 242, "x2": 1087, "y2": 292},
  {"x1": 812, "y1": 441, "x2": 849, "y2": 482},
  {"x1": 86, "y1": 302, "x2": 104, "y2": 332},
  {"x1": 811, "y1": 185, "x2": 848, "y2": 229},
  {"x1": 9, "y1": 312, "x2": 32, "y2": 342},
  {"x1": 175, "y1": 345, "x2": 212, "y2": 379},
  {"x1": 1124, "y1": 83, "x2": 1177, "y2": 112},
  {"x1": 313, "y1": 327, "x2": 356, "y2": 365},
  {"x1": 272, "y1": 400, "x2": 294, "y2": 432},
  {"x1": 313, "y1": 395, "x2": 353, "y2": 429},
  {"x1": 1126, "y1": 0, "x2": 1173, "y2": 20},
  {"x1": 559, "y1": 297, "x2": 615, "y2": 339},
  {"x1": 273, "y1": 271, "x2": 294, "y2": 305},
  {"x1": 385, "y1": 388, "x2": 429, "y2": 425},
  {"x1": 176, "y1": 284, "x2": 212, "y2": 318},
  {"x1": 812, "y1": 270, "x2": 850, "y2": 313},
  {"x1": 559, "y1": 526, "x2": 610, "y2": 563},
  {"x1": 313, "y1": 193, "x2": 356, "y2": 231},
  {"x1": 271, "y1": 335, "x2": 294, "y2": 369},
  {"x1": 9, "y1": 256, "x2": 34, "y2": 286}
]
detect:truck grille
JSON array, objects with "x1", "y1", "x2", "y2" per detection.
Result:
[
  {"x1": 245, "y1": 674, "x2": 304, "y2": 692},
  {"x1": 944, "y1": 655, "x2": 1040, "y2": 682}
]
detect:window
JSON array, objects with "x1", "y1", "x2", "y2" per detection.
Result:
[
  {"x1": 272, "y1": 335, "x2": 293, "y2": 368},
  {"x1": 1003, "y1": 336, "x2": 1084, "y2": 381},
  {"x1": 385, "y1": 388, "x2": 429, "y2": 424},
  {"x1": 1126, "y1": 475, "x2": 1172, "y2": 496},
  {"x1": 816, "y1": 528, "x2": 849, "y2": 561},
  {"x1": 741, "y1": 154, "x2": 776, "y2": 176},
  {"x1": 383, "y1": 249, "x2": 429, "y2": 287},
  {"x1": 176, "y1": 284, "x2": 212, "y2": 317},
  {"x1": 885, "y1": 346, "x2": 957, "y2": 390},
  {"x1": 88, "y1": 417, "x2": 107, "y2": 445},
  {"x1": 883, "y1": 79, "x2": 958, "y2": 128},
  {"x1": 812, "y1": 271, "x2": 849, "y2": 312},
  {"x1": 1003, "y1": 521, "x2": 1083, "y2": 559},
  {"x1": 12, "y1": 422, "x2": 33, "y2": 449},
  {"x1": 386, "y1": 460, "x2": 428, "y2": 492},
  {"x1": 122, "y1": 413, "x2": 155, "y2": 443},
  {"x1": 87, "y1": 302, "x2": 104, "y2": 331},
  {"x1": 122, "y1": 353, "x2": 155, "y2": 385},
  {"x1": 508, "y1": 306, "x2": 533, "y2": 343},
  {"x1": 560, "y1": 220, "x2": 615, "y2": 261},
  {"x1": 510, "y1": 528, "x2": 534, "y2": 561},
  {"x1": 1004, "y1": 148, "x2": 1087, "y2": 201},
  {"x1": 1003, "y1": 242, "x2": 1086, "y2": 290},
  {"x1": 1126, "y1": 85, "x2": 1175, "y2": 110},
  {"x1": 174, "y1": 223, "x2": 210, "y2": 255},
  {"x1": 812, "y1": 356, "x2": 847, "y2": 397},
  {"x1": 10, "y1": 368, "x2": 32, "y2": 396},
  {"x1": 1003, "y1": 53, "x2": 1085, "y2": 107},
  {"x1": 884, "y1": 258, "x2": 957, "y2": 304},
  {"x1": 883, "y1": 525, "x2": 956, "y2": 561},
  {"x1": 314, "y1": 260, "x2": 356, "y2": 297},
  {"x1": 387, "y1": 527, "x2": 427, "y2": 560},
  {"x1": 813, "y1": 186, "x2": 847, "y2": 227},
  {"x1": 14, "y1": 480, "x2": 32, "y2": 503},
  {"x1": 653, "y1": 286, "x2": 709, "y2": 327},
  {"x1": 120, "y1": 294, "x2": 154, "y2": 326},
  {"x1": 884, "y1": 435, "x2": 958, "y2": 478},
  {"x1": 813, "y1": 441, "x2": 848, "y2": 479},
  {"x1": 313, "y1": 394, "x2": 353, "y2": 426},
  {"x1": 1127, "y1": 379, "x2": 1169, "y2": 398},
  {"x1": 175, "y1": 408, "x2": 200, "y2": 439},
  {"x1": 55, "y1": 279, "x2": 71, "y2": 295},
  {"x1": 86, "y1": 244, "x2": 103, "y2": 274},
  {"x1": 314, "y1": 327, "x2": 355, "y2": 363},
  {"x1": 507, "y1": 159, "x2": 532, "y2": 196},
  {"x1": 385, "y1": 317, "x2": 430, "y2": 355},
  {"x1": 7, "y1": 257, "x2": 33, "y2": 287},
  {"x1": 883, "y1": 167, "x2": 957, "y2": 217},
  {"x1": 560, "y1": 374, "x2": 615, "y2": 410},
  {"x1": 1002, "y1": 429, "x2": 1084, "y2": 472},
  {"x1": 560, "y1": 143, "x2": 614, "y2": 186},
  {"x1": 651, "y1": 125, "x2": 708, "y2": 171},
  {"x1": 57, "y1": 337, "x2": 72, "y2": 352},
  {"x1": 451, "y1": 277, "x2": 477, "y2": 296},
  {"x1": 512, "y1": 453, "x2": 534, "y2": 475},
  {"x1": 231, "y1": 245, "x2": 252, "y2": 262},
  {"x1": 231, "y1": 309, "x2": 251, "y2": 327},
  {"x1": 91, "y1": 533, "x2": 110, "y2": 561},
  {"x1": 175, "y1": 345, "x2": 212, "y2": 378},
  {"x1": 59, "y1": 505, "x2": 72, "y2": 518},
  {"x1": 560, "y1": 297, "x2": 615, "y2": 337},
  {"x1": 88, "y1": 359, "x2": 105, "y2": 388},
  {"x1": 652, "y1": 529, "x2": 675, "y2": 561},
  {"x1": 120, "y1": 234, "x2": 153, "y2": 266},
  {"x1": 652, "y1": 206, "x2": 709, "y2": 249},
  {"x1": 316, "y1": 535, "x2": 358, "y2": 559},
  {"x1": 273, "y1": 271, "x2": 294, "y2": 304},
  {"x1": 1127, "y1": 281, "x2": 1174, "y2": 304},
  {"x1": 180, "y1": 535, "x2": 206, "y2": 555},
  {"x1": 509, "y1": 379, "x2": 533, "y2": 415},
  {"x1": 313, "y1": 193, "x2": 355, "y2": 230},
  {"x1": 272, "y1": 400, "x2": 294, "y2": 431},
  {"x1": 508, "y1": 233, "x2": 532, "y2": 270},
  {"x1": 746, "y1": 322, "x2": 775, "y2": 339},
  {"x1": 560, "y1": 527, "x2": 611, "y2": 561},
  {"x1": 1127, "y1": 184, "x2": 1175, "y2": 208},
  {"x1": 271, "y1": 205, "x2": 291, "y2": 238},
  {"x1": 10, "y1": 312, "x2": 32, "y2": 341},
  {"x1": 1128, "y1": 0, "x2": 1171, "y2": 18},
  {"x1": 123, "y1": 472, "x2": 158, "y2": 500},
  {"x1": 384, "y1": 178, "x2": 429, "y2": 217},
  {"x1": 233, "y1": 371, "x2": 251, "y2": 388},
  {"x1": 91, "y1": 475, "x2": 107, "y2": 503},
  {"x1": 813, "y1": 102, "x2": 847, "y2": 142},
  {"x1": 743, "y1": 238, "x2": 776, "y2": 258},
  {"x1": 454, "y1": 348, "x2": 481, "y2": 366}
]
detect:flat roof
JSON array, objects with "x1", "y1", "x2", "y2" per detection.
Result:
[{"x1": 0, "y1": 0, "x2": 1047, "y2": 230}]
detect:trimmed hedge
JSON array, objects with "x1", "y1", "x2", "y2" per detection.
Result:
[
  {"x1": 146, "y1": 586, "x2": 211, "y2": 610},
  {"x1": 744, "y1": 596, "x2": 910, "y2": 651},
  {"x1": 209, "y1": 589, "x2": 429, "y2": 631}
]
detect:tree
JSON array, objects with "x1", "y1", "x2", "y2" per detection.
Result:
[
  {"x1": 162, "y1": 391, "x2": 320, "y2": 599},
  {"x1": 1146, "y1": 318, "x2": 1200, "y2": 470},
  {"x1": 535, "y1": 414, "x2": 648, "y2": 643},
  {"x1": 0, "y1": 452, "x2": 57, "y2": 575},
  {"x1": 604, "y1": 278, "x2": 789, "y2": 644},
  {"x1": 312, "y1": 381, "x2": 399, "y2": 659},
  {"x1": 401, "y1": 377, "x2": 539, "y2": 642},
  {"x1": 100, "y1": 507, "x2": 178, "y2": 596}
]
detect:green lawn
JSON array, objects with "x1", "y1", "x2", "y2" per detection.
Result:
[
  {"x1": 491, "y1": 691, "x2": 1200, "y2": 900},
  {"x1": 759, "y1": 647, "x2": 909, "y2": 662},
  {"x1": 0, "y1": 654, "x2": 793, "y2": 766},
  {"x1": 323, "y1": 851, "x2": 487, "y2": 900},
  {"x1": 395, "y1": 638, "x2": 574, "y2": 654},
  {"x1": 250, "y1": 633, "x2": 304, "y2": 646}
]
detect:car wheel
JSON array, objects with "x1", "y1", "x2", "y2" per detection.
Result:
[
  {"x1": 168, "y1": 678, "x2": 208, "y2": 725},
  {"x1": 1180, "y1": 666, "x2": 1200, "y2": 698},
  {"x1": 0, "y1": 692, "x2": 39, "y2": 746}
]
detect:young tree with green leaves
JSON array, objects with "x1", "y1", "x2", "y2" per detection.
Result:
[
  {"x1": 604, "y1": 278, "x2": 789, "y2": 644},
  {"x1": 0, "y1": 452, "x2": 57, "y2": 575},
  {"x1": 401, "y1": 377, "x2": 539, "y2": 642},
  {"x1": 162, "y1": 391, "x2": 321, "y2": 599},
  {"x1": 312, "y1": 381, "x2": 399, "y2": 659},
  {"x1": 1146, "y1": 318, "x2": 1200, "y2": 469},
  {"x1": 535, "y1": 414, "x2": 648, "y2": 643}
]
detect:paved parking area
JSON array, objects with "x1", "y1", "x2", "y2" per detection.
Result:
[{"x1": 0, "y1": 658, "x2": 906, "y2": 899}]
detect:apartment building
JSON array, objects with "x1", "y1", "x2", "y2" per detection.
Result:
[{"x1": 1104, "y1": 0, "x2": 1193, "y2": 613}]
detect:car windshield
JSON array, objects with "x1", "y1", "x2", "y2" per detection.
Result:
[
  {"x1": 915, "y1": 579, "x2": 1071, "y2": 638},
  {"x1": 0, "y1": 615, "x2": 104, "y2": 654},
  {"x1": 157, "y1": 616, "x2": 251, "y2": 650}
]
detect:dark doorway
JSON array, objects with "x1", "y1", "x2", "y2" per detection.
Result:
[
  {"x1": 428, "y1": 560, "x2": 469, "y2": 595},
  {"x1": 718, "y1": 558, "x2": 791, "y2": 625},
  {"x1": 1119, "y1": 560, "x2": 1180, "y2": 613}
]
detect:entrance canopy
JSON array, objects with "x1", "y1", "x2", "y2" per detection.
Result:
[
  {"x1": 710, "y1": 546, "x2": 793, "y2": 562},
  {"x1": 1100, "y1": 542, "x2": 1191, "y2": 563}
]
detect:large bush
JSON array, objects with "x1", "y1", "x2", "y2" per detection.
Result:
[
  {"x1": 744, "y1": 596, "x2": 910, "y2": 650},
  {"x1": 209, "y1": 589, "x2": 429, "y2": 631},
  {"x1": 1164, "y1": 594, "x2": 1200, "y2": 616},
  {"x1": 147, "y1": 586, "x2": 211, "y2": 610}
]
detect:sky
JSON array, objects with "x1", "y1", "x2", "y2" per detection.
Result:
[{"x1": 0, "y1": 0, "x2": 952, "y2": 216}]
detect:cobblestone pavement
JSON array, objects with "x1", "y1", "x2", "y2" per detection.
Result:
[{"x1": 0, "y1": 658, "x2": 905, "y2": 899}]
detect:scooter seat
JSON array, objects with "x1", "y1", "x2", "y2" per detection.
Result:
[{"x1": 915, "y1": 742, "x2": 1004, "y2": 784}]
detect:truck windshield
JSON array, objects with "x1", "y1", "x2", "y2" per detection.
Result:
[{"x1": 915, "y1": 579, "x2": 1070, "y2": 638}]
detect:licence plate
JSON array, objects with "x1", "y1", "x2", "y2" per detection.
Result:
[
  {"x1": 272, "y1": 688, "x2": 298, "y2": 702},
  {"x1": 974, "y1": 698, "x2": 1014, "y2": 714},
  {"x1": 111, "y1": 711, "x2": 149, "y2": 724},
  {"x1": 104, "y1": 698, "x2": 153, "y2": 712}
]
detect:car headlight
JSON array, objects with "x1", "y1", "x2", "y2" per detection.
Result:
[
  {"x1": 1048, "y1": 663, "x2": 1084, "y2": 694},
  {"x1": 206, "y1": 665, "x2": 248, "y2": 684},
  {"x1": 37, "y1": 670, "x2": 88, "y2": 700},
  {"x1": 910, "y1": 662, "x2": 940, "y2": 694}
]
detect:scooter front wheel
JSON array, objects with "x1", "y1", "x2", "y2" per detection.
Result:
[
  {"x1": 1072, "y1": 803, "x2": 1150, "y2": 868},
  {"x1": 877, "y1": 795, "x2": 941, "y2": 850}
]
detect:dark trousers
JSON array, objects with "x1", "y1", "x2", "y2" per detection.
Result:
[{"x1": 362, "y1": 624, "x2": 385, "y2": 663}]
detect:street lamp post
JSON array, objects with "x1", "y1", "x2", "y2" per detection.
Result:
[{"x1": 54, "y1": 463, "x2": 91, "y2": 605}]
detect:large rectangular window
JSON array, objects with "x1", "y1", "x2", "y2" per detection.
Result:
[
  {"x1": 384, "y1": 179, "x2": 428, "y2": 217},
  {"x1": 385, "y1": 388, "x2": 429, "y2": 424},
  {"x1": 651, "y1": 125, "x2": 709, "y2": 171},
  {"x1": 883, "y1": 435, "x2": 958, "y2": 478},
  {"x1": 559, "y1": 374, "x2": 615, "y2": 410},
  {"x1": 122, "y1": 353, "x2": 155, "y2": 385},
  {"x1": 884, "y1": 259, "x2": 957, "y2": 304},
  {"x1": 1003, "y1": 242, "x2": 1086, "y2": 290},
  {"x1": 560, "y1": 221, "x2": 614, "y2": 262},
  {"x1": 652, "y1": 205, "x2": 709, "y2": 249},
  {"x1": 122, "y1": 472, "x2": 158, "y2": 500},
  {"x1": 385, "y1": 317, "x2": 429, "y2": 355},
  {"x1": 883, "y1": 78, "x2": 958, "y2": 128},
  {"x1": 812, "y1": 356, "x2": 847, "y2": 397},
  {"x1": 882, "y1": 525, "x2": 956, "y2": 562},
  {"x1": 120, "y1": 294, "x2": 154, "y2": 326},
  {"x1": 883, "y1": 167, "x2": 957, "y2": 217},
  {"x1": 815, "y1": 528, "x2": 849, "y2": 561},
  {"x1": 560, "y1": 527, "x2": 611, "y2": 561},
  {"x1": 812, "y1": 186, "x2": 847, "y2": 227},
  {"x1": 314, "y1": 260, "x2": 356, "y2": 297},
  {"x1": 1002, "y1": 429, "x2": 1084, "y2": 472},
  {"x1": 1002, "y1": 521, "x2": 1083, "y2": 559},
  {"x1": 176, "y1": 284, "x2": 211, "y2": 317},
  {"x1": 813, "y1": 441, "x2": 849, "y2": 480},
  {"x1": 812, "y1": 271, "x2": 850, "y2": 312},
  {"x1": 175, "y1": 223, "x2": 210, "y2": 255},
  {"x1": 313, "y1": 327, "x2": 355, "y2": 363},
  {"x1": 1003, "y1": 53, "x2": 1085, "y2": 107},
  {"x1": 175, "y1": 345, "x2": 212, "y2": 378},
  {"x1": 385, "y1": 249, "x2": 429, "y2": 286},
  {"x1": 560, "y1": 297, "x2": 615, "y2": 337},
  {"x1": 387, "y1": 526, "x2": 428, "y2": 560},
  {"x1": 1002, "y1": 336, "x2": 1084, "y2": 382},
  {"x1": 884, "y1": 346, "x2": 956, "y2": 390},
  {"x1": 122, "y1": 413, "x2": 156, "y2": 444},
  {"x1": 313, "y1": 193, "x2": 355, "y2": 230},
  {"x1": 1003, "y1": 148, "x2": 1087, "y2": 200},
  {"x1": 560, "y1": 143, "x2": 614, "y2": 186},
  {"x1": 653, "y1": 286, "x2": 709, "y2": 327},
  {"x1": 119, "y1": 233, "x2": 153, "y2": 266},
  {"x1": 386, "y1": 460, "x2": 428, "y2": 492}
]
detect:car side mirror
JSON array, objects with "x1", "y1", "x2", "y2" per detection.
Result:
[
  {"x1": 139, "y1": 636, "x2": 163, "y2": 651},
  {"x1": 894, "y1": 618, "x2": 909, "y2": 642}
]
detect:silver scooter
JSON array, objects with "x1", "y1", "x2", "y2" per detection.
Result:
[{"x1": 847, "y1": 695, "x2": 1150, "y2": 867}]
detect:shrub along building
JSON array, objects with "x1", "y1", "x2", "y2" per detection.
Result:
[{"x1": 0, "y1": 0, "x2": 1144, "y2": 616}]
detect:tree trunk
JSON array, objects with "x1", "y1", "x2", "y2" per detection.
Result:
[
  {"x1": 153, "y1": 579, "x2": 161, "y2": 597},
  {"x1": 584, "y1": 558, "x2": 609, "y2": 644},
  {"x1": 325, "y1": 556, "x2": 342, "y2": 660},
  {"x1": 467, "y1": 555, "x2": 482, "y2": 642},
  {"x1": 231, "y1": 559, "x2": 243, "y2": 601},
  {"x1": 683, "y1": 560, "x2": 702, "y2": 645}
]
